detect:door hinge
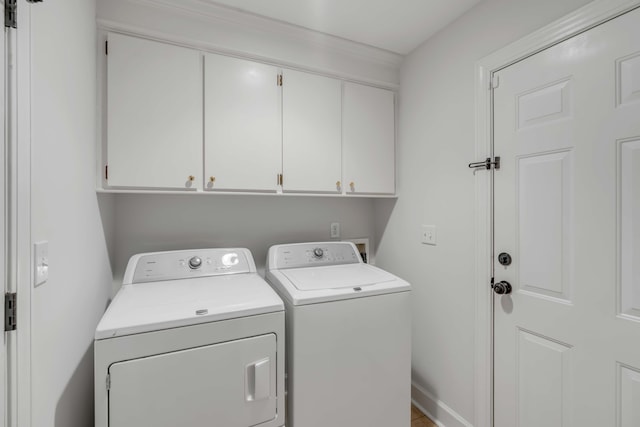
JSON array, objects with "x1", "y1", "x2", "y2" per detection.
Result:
[
  {"x1": 277, "y1": 74, "x2": 283, "y2": 86},
  {"x1": 105, "y1": 165, "x2": 108, "y2": 180},
  {"x1": 5, "y1": 293, "x2": 17, "y2": 331},
  {"x1": 5, "y1": 0, "x2": 17, "y2": 28},
  {"x1": 5, "y1": 0, "x2": 42, "y2": 29},
  {"x1": 468, "y1": 156, "x2": 500, "y2": 171},
  {"x1": 106, "y1": 374, "x2": 111, "y2": 390},
  {"x1": 490, "y1": 75, "x2": 500, "y2": 90},
  {"x1": 105, "y1": 40, "x2": 108, "y2": 55},
  {"x1": 277, "y1": 174, "x2": 283, "y2": 186}
]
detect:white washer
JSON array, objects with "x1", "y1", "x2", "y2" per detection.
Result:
[
  {"x1": 265, "y1": 242, "x2": 411, "y2": 427},
  {"x1": 95, "y1": 248, "x2": 285, "y2": 427}
]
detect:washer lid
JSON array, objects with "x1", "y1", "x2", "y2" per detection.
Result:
[
  {"x1": 95, "y1": 274, "x2": 284, "y2": 340},
  {"x1": 267, "y1": 263, "x2": 411, "y2": 306},
  {"x1": 281, "y1": 264, "x2": 396, "y2": 291}
]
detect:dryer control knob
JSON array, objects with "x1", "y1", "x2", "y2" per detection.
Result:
[
  {"x1": 313, "y1": 248, "x2": 324, "y2": 258},
  {"x1": 188, "y1": 256, "x2": 202, "y2": 269}
]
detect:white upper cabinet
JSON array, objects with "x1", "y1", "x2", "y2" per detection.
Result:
[
  {"x1": 282, "y1": 69, "x2": 342, "y2": 193},
  {"x1": 107, "y1": 33, "x2": 202, "y2": 190},
  {"x1": 343, "y1": 83, "x2": 395, "y2": 195},
  {"x1": 204, "y1": 53, "x2": 281, "y2": 192},
  {"x1": 103, "y1": 33, "x2": 396, "y2": 196}
]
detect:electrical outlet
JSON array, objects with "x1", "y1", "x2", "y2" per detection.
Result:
[
  {"x1": 421, "y1": 225, "x2": 437, "y2": 245},
  {"x1": 34, "y1": 241, "x2": 49, "y2": 286},
  {"x1": 330, "y1": 222, "x2": 341, "y2": 238}
]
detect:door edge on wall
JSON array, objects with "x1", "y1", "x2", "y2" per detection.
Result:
[{"x1": 472, "y1": 1, "x2": 640, "y2": 426}]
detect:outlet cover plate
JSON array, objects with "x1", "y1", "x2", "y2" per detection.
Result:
[
  {"x1": 421, "y1": 225, "x2": 437, "y2": 245},
  {"x1": 330, "y1": 222, "x2": 341, "y2": 238}
]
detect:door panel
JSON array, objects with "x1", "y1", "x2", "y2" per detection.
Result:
[
  {"x1": 204, "y1": 54, "x2": 281, "y2": 192},
  {"x1": 282, "y1": 69, "x2": 341, "y2": 193},
  {"x1": 109, "y1": 334, "x2": 277, "y2": 427},
  {"x1": 518, "y1": 151, "x2": 573, "y2": 301},
  {"x1": 617, "y1": 53, "x2": 640, "y2": 106},
  {"x1": 517, "y1": 330, "x2": 572, "y2": 427},
  {"x1": 620, "y1": 140, "x2": 640, "y2": 318},
  {"x1": 343, "y1": 83, "x2": 395, "y2": 194},
  {"x1": 493, "y1": 6, "x2": 640, "y2": 427},
  {"x1": 107, "y1": 33, "x2": 202, "y2": 189},
  {"x1": 618, "y1": 363, "x2": 640, "y2": 426}
]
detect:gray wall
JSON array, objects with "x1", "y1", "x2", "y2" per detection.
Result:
[
  {"x1": 30, "y1": 1, "x2": 114, "y2": 426},
  {"x1": 112, "y1": 195, "x2": 378, "y2": 286},
  {"x1": 374, "y1": 0, "x2": 593, "y2": 423}
]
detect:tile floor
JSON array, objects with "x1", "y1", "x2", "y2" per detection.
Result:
[{"x1": 411, "y1": 404, "x2": 437, "y2": 427}]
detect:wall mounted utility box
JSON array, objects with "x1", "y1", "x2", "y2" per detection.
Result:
[{"x1": 344, "y1": 238, "x2": 370, "y2": 264}]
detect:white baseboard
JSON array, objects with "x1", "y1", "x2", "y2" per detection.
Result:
[{"x1": 412, "y1": 383, "x2": 474, "y2": 427}]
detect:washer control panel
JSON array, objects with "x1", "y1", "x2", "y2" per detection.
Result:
[
  {"x1": 271, "y1": 242, "x2": 361, "y2": 269},
  {"x1": 128, "y1": 248, "x2": 254, "y2": 284}
]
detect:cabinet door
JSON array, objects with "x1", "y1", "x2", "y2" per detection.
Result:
[
  {"x1": 282, "y1": 70, "x2": 342, "y2": 193},
  {"x1": 107, "y1": 33, "x2": 202, "y2": 190},
  {"x1": 343, "y1": 83, "x2": 395, "y2": 195},
  {"x1": 204, "y1": 54, "x2": 281, "y2": 192}
]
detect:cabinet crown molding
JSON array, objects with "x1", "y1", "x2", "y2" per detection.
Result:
[{"x1": 98, "y1": 0, "x2": 402, "y2": 87}]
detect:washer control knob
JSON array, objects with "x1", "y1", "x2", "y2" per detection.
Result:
[
  {"x1": 313, "y1": 248, "x2": 324, "y2": 258},
  {"x1": 188, "y1": 256, "x2": 202, "y2": 269}
]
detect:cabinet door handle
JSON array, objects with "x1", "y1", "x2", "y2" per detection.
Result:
[
  {"x1": 188, "y1": 175, "x2": 195, "y2": 181},
  {"x1": 349, "y1": 182, "x2": 355, "y2": 191},
  {"x1": 209, "y1": 176, "x2": 215, "y2": 183},
  {"x1": 336, "y1": 181, "x2": 341, "y2": 188}
]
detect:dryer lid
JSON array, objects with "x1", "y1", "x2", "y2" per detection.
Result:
[
  {"x1": 281, "y1": 264, "x2": 396, "y2": 291},
  {"x1": 95, "y1": 274, "x2": 284, "y2": 340}
]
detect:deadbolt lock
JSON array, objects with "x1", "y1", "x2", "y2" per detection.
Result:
[{"x1": 498, "y1": 252, "x2": 512, "y2": 266}]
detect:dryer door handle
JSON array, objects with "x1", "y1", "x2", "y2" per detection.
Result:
[{"x1": 245, "y1": 358, "x2": 271, "y2": 402}]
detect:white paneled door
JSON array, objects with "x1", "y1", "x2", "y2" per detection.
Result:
[{"x1": 493, "y1": 7, "x2": 640, "y2": 427}]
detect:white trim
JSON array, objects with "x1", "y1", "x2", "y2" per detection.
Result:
[
  {"x1": 95, "y1": 189, "x2": 397, "y2": 198},
  {"x1": 106, "y1": 0, "x2": 403, "y2": 67},
  {"x1": 96, "y1": 20, "x2": 400, "y2": 90},
  {"x1": 96, "y1": 0, "x2": 402, "y2": 89},
  {"x1": 412, "y1": 383, "x2": 473, "y2": 427},
  {"x1": 14, "y1": 1, "x2": 32, "y2": 426},
  {"x1": 473, "y1": 1, "x2": 640, "y2": 427},
  {"x1": 0, "y1": 3, "x2": 7, "y2": 424}
]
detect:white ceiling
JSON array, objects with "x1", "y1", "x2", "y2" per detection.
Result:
[{"x1": 206, "y1": 0, "x2": 482, "y2": 55}]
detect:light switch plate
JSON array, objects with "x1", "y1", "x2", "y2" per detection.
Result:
[
  {"x1": 421, "y1": 225, "x2": 437, "y2": 245},
  {"x1": 330, "y1": 222, "x2": 341, "y2": 238},
  {"x1": 34, "y1": 241, "x2": 49, "y2": 287}
]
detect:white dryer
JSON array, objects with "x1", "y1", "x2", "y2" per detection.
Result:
[
  {"x1": 95, "y1": 248, "x2": 285, "y2": 427},
  {"x1": 265, "y1": 242, "x2": 411, "y2": 427}
]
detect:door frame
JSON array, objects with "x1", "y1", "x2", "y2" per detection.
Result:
[
  {"x1": 7, "y1": 1, "x2": 33, "y2": 426},
  {"x1": 473, "y1": 1, "x2": 640, "y2": 426}
]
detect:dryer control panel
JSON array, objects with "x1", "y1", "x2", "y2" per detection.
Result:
[
  {"x1": 267, "y1": 242, "x2": 361, "y2": 270},
  {"x1": 124, "y1": 248, "x2": 255, "y2": 284}
]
